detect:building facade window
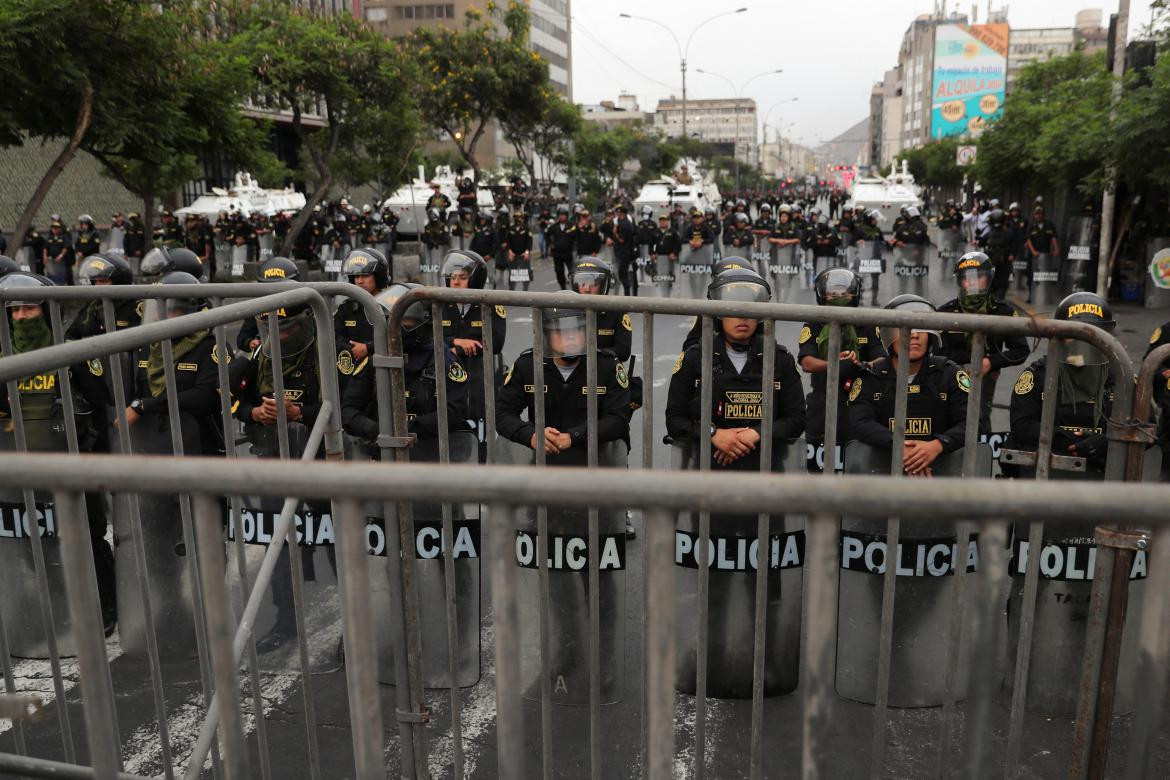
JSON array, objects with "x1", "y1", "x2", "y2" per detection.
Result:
[{"x1": 393, "y1": 4, "x2": 455, "y2": 20}]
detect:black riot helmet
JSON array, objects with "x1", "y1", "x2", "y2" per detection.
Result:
[
  {"x1": 0, "y1": 255, "x2": 23, "y2": 280},
  {"x1": 814, "y1": 268, "x2": 861, "y2": 307},
  {"x1": 78, "y1": 252, "x2": 133, "y2": 285},
  {"x1": 342, "y1": 247, "x2": 390, "y2": 289},
  {"x1": 541, "y1": 299, "x2": 588, "y2": 360},
  {"x1": 1053, "y1": 292, "x2": 1115, "y2": 366},
  {"x1": 141, "y1": 246, "x2": 203, "y2": 279},
  {"x1": 712, "y1": 256, "x2": 752, "y2": 276},
  {"x1": 257, "y1": 256, "x2": 301, "y2": 283},
  {"x1": 987, "y1": 208, "x2": 1006, "y2": 227},
  {"x1": 571, "y1": 257, "x2": 615, "y2": 295},
  {"x1": 707, "y1": 267, "x2": 771, "y2": 303},
  {"x1": 0, "y1": 272, "x2": 53, "y2": 309},
  {"x1": 954, "y1": 251, "x2": 995, "y2": 310},
  {"x1": 881, "y1": 294, "x2": 940, "y2": 353},
  {"x1": 441, "y1": 249, "x2": 488, "y2": 289},
  {"x1": 142, "y1": 271, "x2": 207, "y2": 323},
  {"x1": 733, "y1": 212, "x2": 750, "y2": 226},
  {"x1": 375, "y1": 283, "x2": 430, "y2": 349}
]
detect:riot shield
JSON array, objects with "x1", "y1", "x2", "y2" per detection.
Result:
[
  {"x1": 230, "y1": 243, "x2": 249, "y2": 282},
  {"x1": 892, "y1": 244, "x2": 929, "y2": 297},
  {"x1": 373, "y1": 431, "x2": 481, "y2": 687},
  {"x1": 214, "y1": 242, "x2": 231, "y2": 281},
  {"x1": 855, "y1": 241, "x2": 885, "y2": 305},
  {"x1": 937, "y1": 228, "x2": 962, "y2": 276},
  {"x1": 14, "y1": 247, "x2": 33, "y2": 272},
  {"x1": 258, "y1": 232, "x2": 274, "y2": 263},
  {"x1": 597, "y1": 243, "x2": 615, "y2": 267},
  {"x1": 671, "y1": 437, "x2": 801, "y2": 698},
  {"x1": 506, "y1": 252, "x2": 532, "y2": 292},
  {"x1": 421, "y1": 247, "x2": 444, "y2": 287},
  {"x1": 1061, "y1": 216, "x2": 1097, "y2": 296},
  {"x1": 1029, "y1": 253, "x2": 1060, "y2": 309},
  {"x1": 835, "y1": 441, "x2": 991, "y2": 707},
  {"x1": 638, "y1": 244, "x2": 651, "y2": 285},
  {"x1": 769, "y1": 244, "x2": 801, "y2": 303},
  {"x1": 1012, "y1": 256, "x2": 1030, "y2": 298},
  {"x1": 106, "y1": 226, "x2": 126, "y2": 255},
  {"x1": 834, "y1": 230, "x2": 851, "y2": 268},
  {"x1": 750, "y1": 236, "x2": 771, "y2": 279},
  {"x1": 0, "y1": 419, "x2": 76, "y2": 658},
  {"x1": 678, "y1": 244, "x2": 713, "y2": 300},
  {"x1": 321, "y1": 245, "x2": 342, "y2": 278},
  {"x1": 115, "y1": 412, "x2": 205, "y2": 661},
  {"x1": 800, "y1": 246, "x2": 816, "y2": 288},
  {"x1": 518, "y1": 441, "x2": 628, "y2": 704}
]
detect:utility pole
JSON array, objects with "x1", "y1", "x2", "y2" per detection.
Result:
[{"x1": 1097, "y1": 0, "x2": 1130, "y2": 298}]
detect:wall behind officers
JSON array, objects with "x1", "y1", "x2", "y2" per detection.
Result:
[
  {"x1": 847, "y1": 295, "x2": 976, "y2": 477},
  {"x1": 666, "y1": 270, "x2": 805, "y2": 472},
  {"x1": 797, "y1": 269, "x2": 885, "y2": 472},
  {"x1": 496, "y1": 299, "x2": 630, "y2": 467},
  {"x1": 342, "y1": 283, "x2": 470, "y2": 458},
  {"x1": 1005, "y1": 293, "x2": 1117, "y2": 475}
]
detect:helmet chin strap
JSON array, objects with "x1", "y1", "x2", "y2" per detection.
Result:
[{"x1": 725, "y1": 337, "x2": 751, "y2": 353}]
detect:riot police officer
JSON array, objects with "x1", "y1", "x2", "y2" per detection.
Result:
[
  {"x1": 804, "y1": 210, "x2": 840, "y2": 269},
  {"x1": 979, "y1": 209, "x2": 1016, "y2": 299},
  {"x1": 0, "y1": 273, "x2": 117, "y2": 631},
  {"x1": 1006, "y1": 292, "x2": 1117, "y2": 475},
  {"x1": 937, "y1": 251, "x2": 1029, "y2": 428},
  {"x1": 468, "y1": 212, "x2": 497, "y2": 259},
  {"x1": 496, "y1": 300, "x2": 631, "y2": 467},
  {"x1": 848, "y1": 294, "x2": 975, "y2": 476},
  {"x1": 666, "y1": 269, "x2": 805, "y2": 471},
  {"x1": 74, "y1": 215, "x2": 102, "y2": 262},
  {"x1": 342, "y1": 283, "x2": 470, "y2": 455},
  {"x1": 43, "y1": 220, "x2": 72, "y2": 284},
  {"x1": 1025, "y1": 204, "x2": 1059, "y2": 259},
  {"x1": 456, "y1": 177, "x2": 478, "y2": 215},
  {"x1": 751, "y1": 203, "x2": 775, "y2": 238},
  {"x1": 725, "y1": 213, "x2": 754, "y2": 253},
  {"x1": 154, "y1": 210, "x2": 185, "y2": 248},
  {"x1": 140, "y1": 245, "x2": 205, "y2": 280},
  {"x1": 891, "y1": 206, "x2": 929, "y2": 250},
  {"x1": 683, "y1": 208, "x2": 713, "y2": 253},
  {"x1": 334, "y1": 248, "x2": 390, "y2": 378},
  {"x1": 798, "y1": 269, "x2": 885, "y2": 472},
  {"x1": 68, "y1": 253, "x2": 140, "y2": 340},
  {"x1": 426, "y1": 183, "x2": 451, "y2": 221},
  {"x1": 570, "y1": 258, "x2": 632, "y2": 361},
  {"x1": 547, "y1": 205, "x2": 577, "y2": 290},
  {"x1": 123, "y1": 212, "x2": 146, "y2": 260},
  {"x1": 680, "y1": 259, "x2": 758, "y2": 351},
  {"x1": 421, "y1": 208, "x2": 450, "y2": 254},
  {"x1": 574, "y1": 209, "x2": 603, "y2": 258},
  {"x1": 503, "y1": 209, "x2": 532, "y2": 291}
]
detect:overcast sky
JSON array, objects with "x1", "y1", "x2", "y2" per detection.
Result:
[{"x1": 569, "y1": 0, "x2": 1156, "y2": 148}]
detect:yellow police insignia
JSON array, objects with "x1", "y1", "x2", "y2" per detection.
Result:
[
  {"x1": 337, "y1": 350, "x2": 355, "y2": 375},
  {"x1": 1152, "y1": 326, "x2": 1163, "y2": 344},
  {"x1": 849, "y1": 378, "x2": 863, "y2": 402},
  {"x1": 798, "y1": 325, "x2": 812, "y2": 344},
  {"x1": 956, "y1": 370, "x2": 972, "y2": 393},
  {"x1": 615, "y1": 362, "x2": 629, "y2": 389},
  {"x1": 503, "y1": 364, "x2": 513, "y2": 385},
  {"x1": 448, "y1": 362, "x2": 468, "y2": 383},
  {"x1": 495, "y1": 305, "x2": 507, "y2": 319},
  {"x1": 136, "y1": 300, "x2": 145, "y2": 318},
  {"x1": 621, "y1": 313, "x2": 633, "y2": 332},
  {"x1": 211, "y1": 346, "x2": 229, "y2": 365},
  {"x1": 87, "y1": 358, "x2": 104, "y2": 377},
  {"x1": 672, "y1": 352, "x2": 684, "y2": 374},
  {"x1": 1014, "y1": 370, "x2": 1034, "y2": 395}
]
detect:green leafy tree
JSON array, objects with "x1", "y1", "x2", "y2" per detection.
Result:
[
  {"x1": 501, "y1": 93, "x2": 582, "y2": 185},
  {"x1": 895, "y1": 138, "x2": 964, "y2": 189},
  {"x1": 568, "y1": 123, "x2": 643, "y2": 205},
  {"x1": 1112, "y1": 55, "x2": 1170, "y2": 194},
  {"x1": 411, "y1": 1, "x2": 548, "y2": 184},
  {"x1": 225, "y1": 0, "x2": 419, "y2": 254}
]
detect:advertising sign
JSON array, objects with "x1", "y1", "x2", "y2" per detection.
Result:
[{"x1": 931, "y1": 23, "x2": 1008, "y2": 139}]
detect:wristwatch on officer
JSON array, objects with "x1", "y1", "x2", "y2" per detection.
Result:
[{"x1": 129, "y1": 399, "x2": 144, "y2": 414}]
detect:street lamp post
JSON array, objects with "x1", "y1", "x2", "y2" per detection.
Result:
[
  {"x1": 694, "y1": 68, "x2": 782, "y2": 192},
  {"x1": 619, "y1": 8, "x2": 747, "y2": 138}
]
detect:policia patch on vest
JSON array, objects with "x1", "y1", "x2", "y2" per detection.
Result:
[
  {"x1": 615, "y1": 362, "x2": 629, "y2": 388},
  {"x1": 1014, "y1": 370, "x2": 1034, "y2": 395},
  {"x1": 87, "y1": 358, "x2": 104, "y2": 377},
  {"x1": 448, "y1": 362, "x2": 468, "y2": 383},
  {"x1": 621, "y1": 313, "x2": 633, "y2": 332},
  {"x1": 849, "y1": 378, "x2": 863, "y2": 402},
  {"x1": 337, "y1": 350, "x2": 355, "y2": 375},
  {"x1": 799, "y1": 325, "x2": 812, "y2": 344},
  {"x1": 956, "y1": 370, "x2": 972, "y2": 393}
]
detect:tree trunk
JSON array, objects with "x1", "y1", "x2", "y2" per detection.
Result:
[
  {"x1": 12, "y1": 81, "x2": 94, "y2": 251},
  {"x1": 142, "y1": 190, "x2": 155, "y2": 254}
]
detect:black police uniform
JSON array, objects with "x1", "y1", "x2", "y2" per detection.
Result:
[
  {"x1": 805, "y1": 223, "x2": 840, "y2": 262},
  {"x1": 611, "y1": 216, "x2": 638, "y2": 295},
  {"x1": 937, "y1": 297, "x2": 1029, "y2": 426},
  {"x1": 67, "y1": 298, "x2": 141, "y2": 340},
  {"x1": 422, "y1": 218, "x2": 450, "y2": 250},
  {"x1": 123, "y1": 218, "x2": 146, "y2": 259},
  {"x1": 893, "y1": 218, "x2": 929, "y2": 247},
  {"x1": 129, "y1": 333, "x2": 225, "y2": 456},
  {"x1": 797, "y1": 321, "x2": 885, "y2": 459},
  {"x1": 457, "y1": 182, "x2": 478, "y2": 214},
  {"x1": 43, "y1": 230, "x2": 72, "y2": 282},
  {"x1": 496, "y1": 349, "x2": 630, "y2": 467},
  {"x1": 442, "y1": 302, "x2": 507, "y2": 422},
  {"x1": 547, "y1": 220, "x2": 577, "y2": 289},
  {"x1": 981, "y1": 226, "x2": 1016, "y2": 298},
  {"x1": 75, "y1": 228, "x2": 102, "y2": 260},
  {"x1": 1026, "y1": 219, "x2": 1058, "y2": 257},
  {"x1": 593, "y1": 310, "x2": 633, "y2": 362},
  {"x1": 725, "y1": 225, "x2": 754, "y2": 251},
  {"x1": 682, "y1": 222, "x2": 713, "y2": 252},
  {"x1": 334, "y1": 299, "x2": 377, "y2": 377},
  {"x1": 636, "y1": 218, "x2": 660, "y2": 250},
  {"x1": 1006, "y1": 357, "x2": 1116, "y2": 474},
  {"x1": 469, "y1": 221, "x2": 497, "y2": 258},
  {"x1": 848, "y1": 355, "x2": 974, "y2": 456},
  {"x1": 665, "y1": 331, "x2": 805, "y2": 472},
  {"x1": 504, "y1": 221, "x2": 532, "y2": 259},
  {"x1": 651, "y1": 228, "x2": 681, "y2": 277},
  {"x1": 575, "y1": 222, "x2": 603, "y2": 257},
  {"x1": 155, "y1": 219, "x2": 185, "y2": 248}
]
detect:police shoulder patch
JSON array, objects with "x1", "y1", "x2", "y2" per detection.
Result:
[
  {"x1": 1152, "y1": 326, "x2": 1163, "y2": 345},
  {"x1": 448, "y1": 362, "x2": 468, "y2": 383},
  {"x1": 849, "y1": 377, "x2": 863, "y2": 402},
  {"x1": 798, "y1": 325, "x2": 812, "y2": 344},
  {"x1": 87, "y1": 358, "x2": 104, "y2": 377},
  {"x1": 136, "y1": 300, "x2": 145, "y2": 318},
  {"x1": 503, "y1": 364, "x2": 514, "y2": 385},
  {"x1": 621, "y1": 313, "x2": 633, "y2": 332},
  {"x1": 672, "y1": 352, "x2": 685, "y2": 375},
  {"x1": 211, "y1": 345, "x2": 230, "y2": 365},
  {"x1": 615, "y1": 362, "x2": 629, "y2": 389},
  {"x1": 495, "y1": 305, "x2": 507, "y2": 319},
  {"x1": 337, "y1": 350, "x2": 355, "y2": 375},
  {"x1": 1014, "y1": 370, "x2": 1035, "y2": 395},
  {"x1": 956, "y1": 369, "x2": 972, "y2": 393}
]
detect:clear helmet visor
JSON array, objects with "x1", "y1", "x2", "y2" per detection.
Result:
[
  {"x1": 956, "y1": 267, "x2": 993, "y2": 296},
  {"x1": 571, "y1": 269, "x2": 609, "y2": 294},
  {"x1": 711, "y1": 280, "x2": 770, "y2": 304},
  {"x1": 77, "y1": 255, "x2": 112, "y2": 285},
  {"x1": 140, "y1": 248, "x2": 171, "y2": 278},
  {"x1": 256, "y1": 308, "x2": 315, "y2": 358},
  {"x1": 1061, "y1": 338, "x2": 1108, "y2": 367},
  {"x1": 141, "y1": 297, "x2": 203, "y2": 325},
  {"x1": 543, "y1": 314, "x2": 588, "y2": 358}
]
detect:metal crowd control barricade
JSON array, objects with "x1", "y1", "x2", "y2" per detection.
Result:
[
  {"x1": 0, "y1": 284, "x2": 1165, "y2": 780},
  {"x1": 1030, "y1": 252, "x2": 1060, "y2": 309},
  {"x1": 679, "y1": 244, "x2": 713, "y2": 300},
  {"x1": 835, "y1": 442, "x2": 992, "y2": 706},
  {"x1": 892, "y1": 243, "x2": 928, "y2": 296}
]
